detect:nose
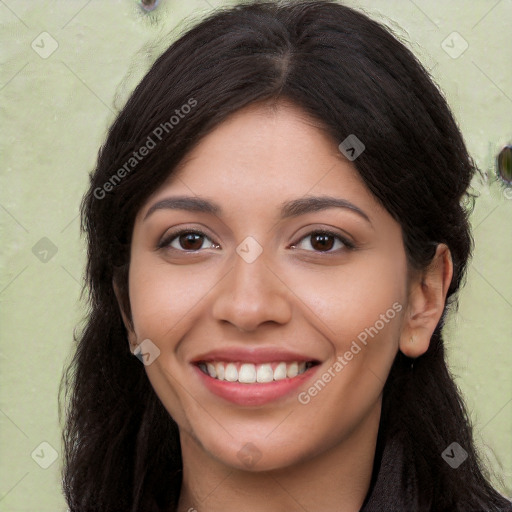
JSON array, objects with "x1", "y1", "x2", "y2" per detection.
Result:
[{"x1": 211, "y1": 248, "x2": 293, "y2": 332}]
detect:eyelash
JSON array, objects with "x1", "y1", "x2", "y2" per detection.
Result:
[{"x1": 157, "y1": 228, "x2": 356, "y2": 254}]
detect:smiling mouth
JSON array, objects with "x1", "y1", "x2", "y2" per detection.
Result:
[{"x1": 196, "y1": 360, "x2": 319, "y2": 384}]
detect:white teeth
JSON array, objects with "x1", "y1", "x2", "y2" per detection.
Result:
[
  {"x1": 224, "y1": 363, "x2": 238, "y2": 382},
  {"x1": 286, "y1": 361, "x2": 298, "y2": 378},
  {"x1": 215, "y1": 362, "x2": 225, "y2": 380},
  {"x1": 199, "y1": 360, "x2": 312, "y2": 383},
  {"x1": 273, "y1": 362, "x2": 287, "y2": 381},
  {"x1": 256, "y1": 364, "x2": 274, "y2": 383},
  {"x1": 238, "y1": 363, "x2": 257, "y2": 383},
  {"x1": 206, "y1": 363, "x2": 217, "y2": 378}
]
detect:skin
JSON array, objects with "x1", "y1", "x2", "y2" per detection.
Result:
[{"x1": 115, "y1": 100, "x2": 453, "y2": 512}]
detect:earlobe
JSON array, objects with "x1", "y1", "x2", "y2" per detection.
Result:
[
  {"x1": 400, "y1": 333, "x2": 428, "y2": 359},
  {"x1": 399, "y1": 244, "x2": 453, "y2": 358}
]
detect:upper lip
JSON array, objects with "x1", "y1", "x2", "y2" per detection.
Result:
[{"x1": 190, "y1": 347, "x2": 320, "y2": 365}]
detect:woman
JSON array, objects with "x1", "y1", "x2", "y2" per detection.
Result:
[{"x1": 60, "y1": 1, "x2": 512, "y2": 510}]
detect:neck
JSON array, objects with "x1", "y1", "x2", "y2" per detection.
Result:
[{"x1": 176, "y1": 403, "x2": 380, "y2": 512}]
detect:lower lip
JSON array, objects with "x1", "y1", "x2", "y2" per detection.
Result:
[{"x1": 193, "y1": 364, "x2": 320, "y2": 406}]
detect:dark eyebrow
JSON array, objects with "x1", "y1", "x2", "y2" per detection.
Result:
[
  {"x1": 144, "y1": 195, "x2": 372, "y2": 225},
  {"x1": 144, "y1": 196, "x2": 219, "y2": 220},
  {"x1": 280, "y1": 195, "x2": 371, "y2": 224}
]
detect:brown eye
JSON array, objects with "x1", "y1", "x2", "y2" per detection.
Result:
[
  {"x1": 177, "y1": 233, "x2": 205, "y2": 251},
  {"x1": 292, "y1": 230, "x2": 353, "y2": 253},
  {"x1": 159, "y1": 230, "x2": 219, "y2": 252},
  {"x1": 310, "y1": 233, "x2": 336, "y2": 251}
]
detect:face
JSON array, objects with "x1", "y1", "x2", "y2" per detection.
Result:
[{"x1": 124, "y1": 101, "x2": 410, "y2": 472}]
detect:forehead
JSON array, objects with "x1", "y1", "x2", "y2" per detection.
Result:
[{"x1": 138, "y1": 101, "x2": 381, "y2": 220}]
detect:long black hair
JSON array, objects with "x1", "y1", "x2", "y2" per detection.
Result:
[{"x1": 59, "y1": 1, "x2": 512, "y2": 510}]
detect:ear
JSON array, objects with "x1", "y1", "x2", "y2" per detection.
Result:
[
  {"x1": 399, "y1": 243, "x2": 453, "y2": 358},
  {"x1": 113, "y1": 278, "x2": 138, "y2": 354}
]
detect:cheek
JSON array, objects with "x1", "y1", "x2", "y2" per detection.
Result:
[
  {"x1": 289, "y1": 259, "x2": 405, "y2": 434},
  {"x1": 334, "y1": 268, "x2": 404, "y2": 352},
  {"x1": 278, "y1": 252, "x2": 406, "y2": 351},
  {"x1": 127, "y1": 258, "x2": 218, "y2": 343},
  {"x1": 126, "y1": 257, "x2": 219, "y2": 430}
]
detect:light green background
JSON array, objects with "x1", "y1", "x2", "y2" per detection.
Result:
[{"x1": 1, "y1": 1, "x2": 510, "y2": 510}]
